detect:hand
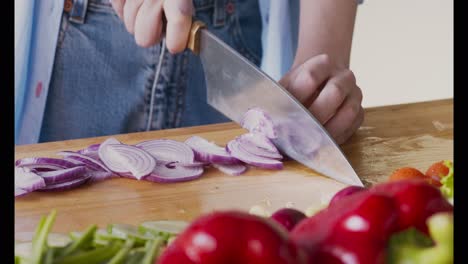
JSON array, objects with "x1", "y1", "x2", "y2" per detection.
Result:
[
  {"x1": 279, "y1": 54, "x2": 364, "y2": 144},
  {"x1": 111, "y1": 0, "x2": 194, "y2": 52}
]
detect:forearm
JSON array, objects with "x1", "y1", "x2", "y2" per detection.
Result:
[{"x1": 293, "y1": 0, "x2": 358, "y2": 69}]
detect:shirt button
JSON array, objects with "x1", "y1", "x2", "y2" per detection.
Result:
[{"x1": 64, "y1": 0, "x2": 73, "y2": 12}]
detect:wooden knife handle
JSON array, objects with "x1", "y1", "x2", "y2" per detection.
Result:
[
  {"x1": 160, "y1": 15, "x2": 206, "y2": 54},
  {"x1": 186, "y1": 20, "x2": 206, "y2": 55}
]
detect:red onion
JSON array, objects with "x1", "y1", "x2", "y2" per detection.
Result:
[
  {"x1": 119, "y1": 172, "x2": 138, "y2": 180},
  {"x1": 85, "y1": 171, "x2": 117, "y2": 183},
  {"x1": 227, "y1": 139, "x2": 283, "y2": 170},
  {"x1": 38, "y1": 175, "x2": 92, "y2": 192},
  {"x1": 240, "y1": 107, "x2": 277, "y2": 139},
  {"x1": 78, "y1": 143, "x2": 101, "y2": 155},
  {"x1": 145, "y1": 162, "x2": 204, "y2": 183},
  {"x1": 185, "y1": 136, "x2": 240, "y2": 164},
  {"x1": 15, "y1": 157, "x2": 78, "y2": 170},
  {"x1": 62, "y1": 158, "x2": 85, "y2": 165},
  {"x1": 36, "y1": 166, "x2": 87, "y2": 185},
  {"x1": 15, "y1": 167, "x2": 46, "y2": 192},
  {"x1": 15, "y1": 188, "x2": 28, "y2": 197},
  {"x1": 57, "y1": 151, "x2": 110, "y2": 172},
  {"x1": 165, "y1": 161, "x2": 209, "y2": 168},
  {"x1": 136, "y1": 139, "x2": 194, "y2": 163},
  {"x1": 236, "y1": 133, "x2": 282, "y2": 159},
  {"x1": 99, "y1": 143, "x2": 156, "y2": 180},
  {"x1": 212, "y1": 163, "x2": 247, "y2": 176}
]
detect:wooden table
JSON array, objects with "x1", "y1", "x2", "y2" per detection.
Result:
[{"x1": 15, "y1": 99, "x2": 453, "y2": 240}]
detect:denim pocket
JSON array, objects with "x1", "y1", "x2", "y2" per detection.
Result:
[
  {"x1": 229, "y1": 0, "x2": 263, "y2": 66},
  {"x1": 87, "y1": 0, "x2": 114, "y2": 14},
  {"x1": 229, "y1": 15, "x2": 262, "y2": 65},
  {"x1": 193, "y1": 0, "x2": 262, "y2": 66}
]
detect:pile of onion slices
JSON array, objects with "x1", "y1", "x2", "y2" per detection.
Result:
[{"x1": 15, "y1": 108, "x2": 285, "y2": 197}]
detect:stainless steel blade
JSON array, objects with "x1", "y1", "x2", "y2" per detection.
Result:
[{"x1": 198, "y1": 30, "x2": 363, "y2": 186}]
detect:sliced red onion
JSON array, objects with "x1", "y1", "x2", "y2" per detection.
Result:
[
  {"x1": 57, "y1": 151, "x2": 110, "y2": 172},
  {"x1": 15, "y1": 167, "x2": 46, "y2": 192},
  {"x1": 85, "y1": 171, "x2": 116, "y2": 183},
  {"x1": 38, "y1": 175, "x2": 91, "y2": 192},
  {"x1": 240, "y1": 107, "x2": 277, "y2": 139},
  {"x1": 237, "y1": 133, "x2": 282, "y2": 160},
  {"x1": 144, "y1": 163, "x2": 204, "y2": 183},
  {"x1": 15, "y1": 187, "x2": 28, "y2": 197},
  {"x1": 98, "y1": 138, "x2": 126, "y2": 173},
  {"x1": 99, "y1": 143, "x2": 156, "y2": 180},
  {"x1": 226, "y1": 139, "x2": 283, "y2": 170},
  {"x1": 36, "y1": 166, "x2": 87, "y2": 185},
  {"x1": 15, "y1": 157, "x2": 78, "y2": 170},
  {"x1": 165, "y1": 161, "x2": 209, "y2": 168},
  {"x1": 78, "y1": 143, "x2": 101, "y2": 155},
  {"x1": 213, "y1": 163, "x2": 247, "y2": 176},
  {"x1": 31, "y1": 168, "x2": 58, "y2": 172},
  {"x1": 62, "y1": 158, "x2": 85, "y2": 166},
  {"x1": 136, "y1": 139, "x2": 195, "y2": 163},
  {"x1": 185, "y1": 136, "x2": 240, "y2": 164}
]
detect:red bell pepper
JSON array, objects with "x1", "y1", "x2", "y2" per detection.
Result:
[
  {"x1": 157, "y1": 211, "x2": 308, "y2": 264},
  {"x1": 291, "y1": 191, "x2": 399, "y2": 264},
  {"x1": 369, "y1": 179, "x2": 453, "y2": 233}
]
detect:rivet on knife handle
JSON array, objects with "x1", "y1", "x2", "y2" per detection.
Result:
[{"x1": 187, "y1": 20, "x2": 206, "y2": 55}]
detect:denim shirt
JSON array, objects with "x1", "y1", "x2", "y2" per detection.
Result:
[
  {"x1": 15, "y1": 0, "x2": 362, "y2": 145},
  {"x1": 15, "y1": 0, "x2": 64, "y2": 144}
]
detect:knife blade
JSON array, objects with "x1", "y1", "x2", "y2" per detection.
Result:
[{"x1": 187, "y1": 21, "x2": 363, "y2": 187}]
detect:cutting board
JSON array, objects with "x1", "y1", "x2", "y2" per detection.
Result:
[{"x1": 15, "y1": 99, "x2": 453, "y2": 241}]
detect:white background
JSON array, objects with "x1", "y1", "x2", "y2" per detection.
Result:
[{"x1": 351, "y1": 0, "x2": 453, "y2": 107}]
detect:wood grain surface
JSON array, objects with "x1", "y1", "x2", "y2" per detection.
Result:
[{"x1": 15, "y1": 99, "x2": 453, "y2": 241}]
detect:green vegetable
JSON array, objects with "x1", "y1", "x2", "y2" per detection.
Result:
[
  {"x1": 141, "y1": 237, "x2": 164, "y2": 264},
  {"x1": 107, "y1": 224, "x2": 154, "y2": 246},
  {"x1": 53, "y1": 241, "x2": 122, "y2": 264},
  {"x1": 387, "y1": 212, "x2": 453, "y2": 264},
  {"x1": 167, "y1": 236, "x2": 177, "y2": 246},
  {"x1": 31, "y1": 210, "x2": 57, "y2": 264},
  {"x1": 123, "y1": 249, "x2": 145, "y2": 264},
  {"x1": 139, "y1": 220, "x2": 188, "y2": 236},
  {"x1": 68, "y1": 232, "x2": 82, "y2": 241},
  {"x1": 108, "y1": 238, "x2": 135, "y2": 264},
  {"x1": 16, "y1": 211, "x2": 176, "y2": 264},
  {"x1": 440, "y1": 160, "x2": 453, "y2": 204},
  {"x1": 32, "y1": 216, "x2": 46, "y2": 245},
  {"x1": 43, "y1": 248, "x2": 55, "y2": 264},
  {"x1": 47, "y1": 234, "x2": 72, "y2": 248},
  {"x1": 56, "y1": 225, "x2": 97, "y2": 258}
]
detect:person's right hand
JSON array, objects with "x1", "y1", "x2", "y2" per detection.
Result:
[{"x1": 111, "y1": 0, "x2": 194, "y2": 53}]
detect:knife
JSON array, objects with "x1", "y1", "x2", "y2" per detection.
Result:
[{"x1": 185, "y1": 20, "x2": 363, "y2": 187}]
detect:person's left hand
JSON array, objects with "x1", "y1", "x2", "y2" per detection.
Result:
[{"x1": 279, "y1": 54, "x2": 364, "y2": 145}]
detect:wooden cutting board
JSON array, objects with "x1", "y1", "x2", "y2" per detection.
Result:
[{"x1": 14, "y1": 99, "x2": 453, "y2": 241}]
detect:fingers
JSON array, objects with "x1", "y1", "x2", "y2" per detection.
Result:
[
  {"x1": 333, "y1": 106, "x2": 364, "y2": 145},
  {"x1": 123, "y1": 0, "x2": 145, "y2": 34},
  {"x1": 134, "y1": 0, "x2": 164, "y2": 47},
  {"x1": 111, "y1": 0, "x2": 126, "y2": 19},
  {"x1": 118, "y1": 0, "x2": 193, "y2": 50},
  {"x1": 279, "y1": 54, "x2": 363, "y2": 145},
  {"x1": 283, "y1": 54, "x2": 333, "y2": 103},
  {"x1": 163, "y1": 0, "x2": 193, "y2": 53},
  {"x1": 324, "y1": 84, "x2": 364, "y2": 144},
  {"x1": 308, "y1": 69, "x2": 356, "y2": 124}
]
